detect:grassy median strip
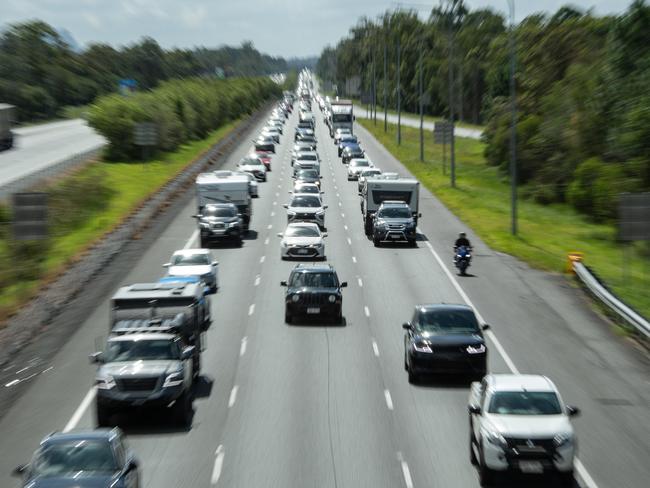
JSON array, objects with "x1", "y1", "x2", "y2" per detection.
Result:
[
  {"x1": 0, "y1": 120, "x2": 240, "y2": 322},
  {"x1": 360, "y1": 120, "x2": 650, "y2": 321}
]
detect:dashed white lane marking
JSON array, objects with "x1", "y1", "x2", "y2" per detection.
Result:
[
  {"x1": 358, "y1": 278, "x2": 363, "y2": 287},
  {"x1": 275, "y1": 192, "x2": 279, "y2": 197},
  {"x1": 273, "y1": 201, "x2": 277, "y2": 206},
  {"x1": 397, "y1": 452, "x2": 414, "y2": 488},
  {"x1": 248, "y1": 304, "x2": 255, "y2": 316},
  {"x1": 240, "y1": 337, "x2": 248, "y2": 356},
  {"x1": 338, "y1": 202, "x2": 342, "y2": 207},
  {"x1": 352, "y1": 256, "x2": 357, "y2": 263},
  {"x1": 211, "y1": 445, "x2": 225, "y2": 485},
  {"x1": 228, "y1": 386, "x2": 238, "y2": 408},
  {"x1": 336, "y1": 193, "x2": 340, "y2": 197},
  {"x1": 344, "y1": 225, "x2": 348, "y2": 231},
  {"x1": 271, "y1": 211, "x2": 275, "y2": 217},
  {"x1": 384, "y1": 389, "x2": 394, "y2": 410},
  {"x1": 63, "y1": 387, "x2": 96, "y2": 432},
  {"x1": 347, "y1": 237, "x2": 352, "y2": 245},
  {"x1": 267, "y1": 224, "x2": 273, "y2": 230},
  {"x1": 341, "y1": 213, "x2": 345, "y2": 218},
  {"x1": 184, "y1": 229, "x2": 199, "y2": 249},
  {"x1": 372, "y1": 340, "x2": 380, "y2": 357},
  {"x1": 277, "y1": 184, "x2": 281, "y2": 189},
  {"x1": 264, "y1": 237, "x2": 270, "y2": 245},
  {"x1": 364, "y1": 306, "x2": 370, "y2": 317},
  {"x1": 254, "y1": 275, "x2": 261, "y2": 286},
  {"x1": 260, "y1": 256, "x2": 265, "y2": 263}
]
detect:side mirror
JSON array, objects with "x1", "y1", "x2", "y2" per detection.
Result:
[
  {"x1": 277, "y1": 233, "x2": 283, "y2": 237},
  {"x1": 211, "y1": 261, "x2": 218, "y2": 266},
  {"x1": 468, "y1": 404, "x2": 482, "y2": 415},
  {"x1": 319, "y1": 175, "x2": 323, "y2": 179},
  {"x1": 163, "y1": 263, "x2": 171, "y2": 268},
  {"x1": 481, "y1": 324, "x2": 490, "y2": 331},
  {"x1": 322, "y1": 233, "x2": 328, "y2": 238},
  {"x1": 89, "y1": 351, "x2": 104, "y2": 364},
  {"x1": 191, "y1": 214, "x2": 202, "y2": 219},
  {"x1": 280, "y1": 280, "x2": 288, "y2": 286},
  {"x1": 418, "y1": 213, "x2": 422, "y2": 218},
  {"x1": 203, "y1": 286, "x2": 211, "y2": 296},
  {"x1": 402, "y1": 322, "x2": 412, "y2": 330},
  {"x1": 283, "y1": 204, "x2": 289, "y2": 209},
  {"x1": 340, "y1": 282, "x2": 348, "y2": 288},
  {"x1": 566, "y1": 405, "x2": 580, "y2": 417},
  {"x1": 323, "y1": 205, "x2": 328, "y2": 209},
  {"x1": 12, "y1": 464, "x2": 27, "y2": 478},
  {"x1": 126, "y1": 458, "x2": 139, "y2": 473},
  {"x1": 181, "y1": 346, "x2": 196, "y2": 360}
]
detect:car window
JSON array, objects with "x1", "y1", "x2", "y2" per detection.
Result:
[
  {"x1": 285, "y1": 226, "x2": 320, "y2": 237},
  {"x1": 417, "y1": 309, "x2": 480, "y2": 334},
  {"x1": 204, "y1": 207, "x2": 237, "y2": 218},
  {"x1": 297, "y1": 170, "x2": 319, "y2": 178},
  {"x1": 105, "y1": 339, "x2": 180, "y2": 362},
  {"x1": 172, "y1": 254, "x2": 210, "y2": 265},
  {"x1": 31, "y1": 440, "x2": 119, "y2": 477},
  {"x1": 289, "y1": 272, "x2": 338, "y2": 288},
  {"x1": 351, "y1": 160, "x2": 369, "y2": 167},
  {"x1": 488, "y1": 391, "x2": 562, "y2": 415},
  {"x1": 291, "y1": 196, "x2": 321, "y2": 208},
  {"x1": 378, "y1": 207, "x2": 411, "y2": 218},
  {"x1": 294, "y1": 185, "x2": 319, "y2": 194}
]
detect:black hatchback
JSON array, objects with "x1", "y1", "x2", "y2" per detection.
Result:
[
  {"x1": 403, "y1": 304, "x2": 489, "y2": 383},
  {"x1": 281, "y1": 264, "x2": 347, "y2": 324}
]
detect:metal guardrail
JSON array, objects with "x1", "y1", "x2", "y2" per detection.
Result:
[
  {"x1": 0, "y1": 145, "x2": 105, "y2": 201},
  {"x1": 573, "y1": 261, "x2": 650, "y2": 338}
]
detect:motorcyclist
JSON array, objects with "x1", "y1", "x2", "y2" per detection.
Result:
[{"x1": 454, "y1": 232, "x2": 472, "y2": 261}]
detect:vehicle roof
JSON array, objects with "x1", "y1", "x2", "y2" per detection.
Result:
[
  {"x1": 292, "y1": 263, "x2": 336, "y2": 273},
  {"x1": 205, "y1": 202, "x2": 237, "y2": 209},
  {"x1": 42, "y1": 429, "x2": 119, "y2": 445},
  {"x1": 379, "y1": 201, "x2": 411, "y2": 207},
  {"x1": 196, "y1": 172, "x2": 249, "y2": 184},
  {"x1": 112, "y1": 281, "x2": 203, "y2": 300},
  {"x1": 344, "y1": 143, "x2": 362, "y2": 150},
  {"x1": 296, "y1": 151, "x2": 318, "y2": 158},
  {"x1": 486, "y1": 374, "x2": 557, "y2": 393},
  {"x1": 416, "y1": 303, "x2": 473, "y2": 313},
  {"x1": 159, "y1": 276, "x2": 202, "y2": 284},
  {"x1": 286, "y1": 222, "x2": 320, "y2": 229},
  {"x1": 172, "y1": 248, "x2": 210, "y2": 256},
  {"x1": 107, "y1": 332, "x2": 176, "y2": 342},
  {"x1": 350, "y1": 158, "x2": 370, "y2": 164}
]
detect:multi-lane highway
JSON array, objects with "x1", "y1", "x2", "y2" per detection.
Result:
[
  {"x1": 0, "y1": 98, "x2": 648, "y2": 488},
  {"x1": 0, "y1": 119, "x2": 105, "y2": 189}
]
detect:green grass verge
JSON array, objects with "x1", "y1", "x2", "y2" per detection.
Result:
[
  {"x1": 0, "y1": 119, "x2": 240, "y2": 321},
  {"x1": 360, "y1": 119, "x2": 650, "y2": 320}
]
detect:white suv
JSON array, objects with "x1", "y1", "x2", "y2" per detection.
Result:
[{"x1": 468, "y1": 374, "x2": 579, "y2": 487}]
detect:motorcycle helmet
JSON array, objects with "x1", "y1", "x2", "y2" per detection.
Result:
[{"x1": 459, "y1": 232, "x2": 466, "y2": 238}]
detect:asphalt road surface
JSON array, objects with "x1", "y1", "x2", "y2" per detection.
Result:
[
  {"x1": 0, "y1": 103, "x2": 648, "y2": 488},
  {"x1": 0, "y1": 119, "x2": 105, "y2": 188},
  {"x1": 354, "y1": 104, "x2": 483, "y2": 139}
]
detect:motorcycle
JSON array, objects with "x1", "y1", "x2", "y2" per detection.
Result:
[{"x1": 455, "y1": 246, "x2": 472, "y2": 276}]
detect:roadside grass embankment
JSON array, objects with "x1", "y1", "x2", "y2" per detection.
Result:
[
  {"x1": 0, "y1": 120, "x2": 239, "y2": 323},
  {"x1": 359, "y1": 120, "x2": 650, "y2": 322}
]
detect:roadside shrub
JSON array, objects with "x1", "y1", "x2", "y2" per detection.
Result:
[{"x1": 88, "y1": 76, "x2": 281, "y2": 160}]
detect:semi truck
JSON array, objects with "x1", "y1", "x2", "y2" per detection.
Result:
[
  {"x1": 327, "y1": 99, "x2": 354, "y2": 137},
  {"x1": 0, "y1": 104, "x2": 15, "y2": 151},
  {"x1": 361, "y1": 178, "x2": 420, "y2": 235}
]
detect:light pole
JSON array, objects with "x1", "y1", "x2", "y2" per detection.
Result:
[{"x1": 508, "y1": 0, "x2": 518, "y2": 235}]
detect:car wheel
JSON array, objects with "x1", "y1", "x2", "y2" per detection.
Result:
[
  {"x1": 408, "y1": 368, "x2": 419, "y2": 385},
  {"x1": 469, "y1": 430, "x2": 478, "y2": 466},
  {"x1": 285, "y1": 310, "x2": 292, "y2": 324},
  {"x1": 200, "y1": 235, "x2": 209, "y2": 248},
  {"x1": 173, "y1": 391, "x2": 192, "y2": 427},
  {"x1": 478, "y1": 446, "x2": 496, "y2": 487},
  {"x1": 96, "y1": 404, "x2": 112, "y2": 427},
  {"x1": 373, "y1": 235, "x2": 380, "y2": 247},
  {"x1": 558, "y1": 472, "x2": 574, "y2": 488},
  {"x1": 408, "y1": 238, "x2": 416, "y2": 247}
]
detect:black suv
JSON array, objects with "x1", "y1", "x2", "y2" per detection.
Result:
[
  {"x1": 281, "y1": 264, "x2": 347, "y2": 324},
  {"x1": 194, "y1": 203, "x2": 243, "y2": 246},
  {"x1": 341, "y1": 143, "x2": 364, "y2": 164},
  {"x1": 372, "y1": 201, "x2": 417, "y2": 247}
]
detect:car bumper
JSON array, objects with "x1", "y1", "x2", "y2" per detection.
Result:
[
  {"x1": 483, "y1": 441, "x2": 574, "y2": 474},
  {"x1": 97, "y1": 384, "x2": 184, "y2": 410},
  {"x1": 202, "y1": 227, "x2": 242, "y2": 240},
  {"x1": 375, "y1": 228, "x2": 416, "y2": 242},
  {"x1": 408, "y1": 350, "x2": 487, "y2": 375},
  {"x1": 282, "y1": 245, "x2": 325, "y2": 259},
  {"x1": 286, "y1": 301, "x2": 341, "y2": 318}
]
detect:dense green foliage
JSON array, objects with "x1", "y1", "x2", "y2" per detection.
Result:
[
  {"x1": 318, "y1": 1, "x2": 650, "y2": 222},
  {"x1": 88, "y1": 77, "x2": 280, "y2": 160},
  {"x1": 0, "y1": 21, "x2": 291, "y2": 121}
]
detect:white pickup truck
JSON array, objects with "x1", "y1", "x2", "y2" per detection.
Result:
[{"x1": 468, "y1": 374, "x2": 579, "y2": 487}]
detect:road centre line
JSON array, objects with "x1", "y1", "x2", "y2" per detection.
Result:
[
  {"x1": 248, "y1": 304, "x2": 255, "y2": 316},
  {"x1": 358, "y1": 278, "x2": 363, "y2": 287},
  {"x1": 419, "y1": 231, "x2": 600, "y2": 488},
  {"x1": 240, "y1": 337, "x2": 248, "y2": 356},
  {"x1": 260, "y1": 256, "x2": 265, "y2": 263},
  {"x1": 372, "y1": 340, "x2": 380, "y2": 357},
  {"x1": 254, "y1": 275, "x2": 261, "y2": 286},
  {"x1": 347, "y1": 237, "x2": 352, "y2": 245},
  {"x1": 344, "y1": 225, "x2": 348, "y2": 231},
  {"x1": 271, "y1": 211, "x2": 275, "y2": 217},
  {"x1": 352, "y1": 256, "x2": 357, "y2": 263},
  {"x1": 228, "y1": 386, "x2": 238, "y2": 408},
  {"x1": 364, "y1": 306, "x2": 370, "y2": 317},
  {"x1": 384, "y1": 389, "x2": 394, "y2": 410},
  {"x1": 267, "y1": 224, "x2": 273, "y2": 229},
  {"x1": 211, "y1": 445, "x2": 225, "y2": 485},
  {"x1": 264, "y1": 237, "x2": 269, "y2": 245},
  {"x1": 397, "y1": 452, "x2": 414, "y2": 488}
]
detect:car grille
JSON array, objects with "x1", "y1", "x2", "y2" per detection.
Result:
[
  {"x1": 211, "y1": 222, "x2": 226, "y2": 229},
  {"x1": 288, "y1": 246, "x2": 318, "y2": 257},
  {"x1": 300, "y1": 293, "x2": 328, "y2": 307},
  {"x1": 504, "y1": 437, "x2": 556, "y2": 460},
  {"x1": 294, "y1": 213, "x2": 315, "y2": 219},
  {"x1": 387, "y1": 224, "x2": 406, "y2": 230},
  {"x1": 116, "y1": 377, "x2": 159, "y2": 392}
]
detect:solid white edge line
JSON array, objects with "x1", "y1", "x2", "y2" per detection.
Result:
[
  {"x1": 384, "y1": 389, "x2": 394, "y2": 410},
  {"x1": 63, "y1": 387, "x2": 96, "y2": 432},
  {"x1": 211, "y1": 445, "x2": 225, "y2": 485},
  {"x1": 372, "y1": 340, "x2": 380, "y2": 357},
  {"x1": 240, "y1": 337, "x2": 248, "y2": 356},
  {"x1": 184, "y1": 229, "x2": 199, "y2": 249},
  {"x1": 228, "y1": 386, "x2": 238, "y2": 408},
  {"x1": 419, "y1": 229, "x2": 599, "y2": 488},
  {"x1": 248, "y1": 304, "x2": 255, "y2": 316},
  {"x1": 397, "y1": 452, "x2": 414, "y2": 488}
]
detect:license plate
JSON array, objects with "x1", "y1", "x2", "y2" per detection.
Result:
[
  {"x1": 297, "y1": 249, "x2": 309, "y2": 254},
  {"x1": 307, "y1": 307, "x2": 320, "y2": 314},
  {"x1": 519, "y1": 461, "x2": 543, "y2": 474}
]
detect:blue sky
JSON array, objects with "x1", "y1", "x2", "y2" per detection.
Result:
[{"x1": 2, "y1": 0, "x2": 635, "y2": 57}]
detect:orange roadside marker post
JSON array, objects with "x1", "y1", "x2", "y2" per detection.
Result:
[{"x1": 566, "y1": 252, "x2": 584, "y2": 274}]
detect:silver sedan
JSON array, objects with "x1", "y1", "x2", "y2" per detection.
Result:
[{"x1": 278, "y1": 222, "x2": 327, "y2": 260}]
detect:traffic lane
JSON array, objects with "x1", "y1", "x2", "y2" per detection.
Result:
[
  {"x1": 318, "y1": 118, "x2": 510, "y2": 487},
  {"x1": 353, "y1": 121, "x2": 650, "y2": 487},
  {"x1": 0, "y1": 110, "x2": 276, "y2": 487},
  {"x1": 0, "y1": 119, "x2": 106, "y2": 185},
  {"x1": 216, "y1": 133, "x2": 405, "y2": 488}
]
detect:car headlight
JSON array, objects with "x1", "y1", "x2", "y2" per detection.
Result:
[
  {"x1": 413, "y1": 342, "x2": 433, "y2": 353},
  {"x1": 227, "y1": 221, "x2": 239, "y2": 228},
  {"x1": 485, "y1": 431, "x2": 507, "y2": 449},
  {"x1": 554, "y1": 433, "x2": 574, "y2": 448},
  {"x1": 199, "y1": 222, "x2": 209, "y2": 228},
  {"x1": 163, "y1": 372, "x2": 184, "y2": 388},
  {"x1": 96, "y1": 374, "x2": 116, "y2": 390},
  {"x1": 328, "y1": 295, "x2": 336, "y2": 303},
  {"x1": 291, "y1": 294, "x2": 300, "y2": 302},
  {"x1": 375, "y1": 220, "x2": 387, "y2": 229},
  {"x1": 466, "y1": 344, "x2": 486, "y2": 354},
  {"x1": 287, "y1": 210, "x2": 296, "y2": 215},
  {"x1": 316, "y1": 209, "x2": 325, "y2": 215}
]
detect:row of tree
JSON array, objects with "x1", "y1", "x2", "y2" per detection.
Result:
[
  {"x1": 317, "y1": 1, "x2": 650, "y2": 222},
  {"x1": 0, "y1": 21, "x2": 291, "y2": 121}
]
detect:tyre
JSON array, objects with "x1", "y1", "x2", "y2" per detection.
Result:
[
  {"x1": 469, "y1": 432, "x2": 478, "y2": 466},
  {"x1": 478, "y1": 447, "x2": 496, "y2": 487},
  {"x1": 199, "y1": 235, "x2": 209, "y2": 248},
  {"x1": 558, "y1": 472, "x2": 574, "y2": 488},
  {"x1": 96, "y1": 404, "x2": 112, "y2": 427},
  {"x1": 408, "y1": 238, "x2": 416, "y2": 247},
  {"x1": 373, "y1": 235, "x2": 380, "y2": 247},
  {"x1": 285, "y1": 310, "x2": 292, "y2": 324},
  {"x1": 173, "y1": 391, "x2": 192, "y2": 427},
  {"x1": 408, "y1": 368, "x2": 419, "y2": 384}
]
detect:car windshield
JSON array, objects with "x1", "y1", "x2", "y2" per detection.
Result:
[
  {"x1": 341, "y1": 136, "x2": 357, "y2": 143},
  {"x1": 488, "y1": 391, "x2": 563, "y2": 415},
  {"x1": 297, "y1": 170, "x2": 318, "y2": 178},
  {"x1": 291, "y1": 196, "x2": 321, "y2": 208},
  {"x1": 362, "y1": 170, "x2": 381, "y2": 177},
  {"x1": 298, "y1": 154, "x2": 317, "y2": 161},
  {"x1": 346, "y1": 145, "x2": 362, "y2": 152},
  {"x1": 242, "y1": 157, "x2": 263, "y2": 166},
  {"x1": 285, "y1": 226, "x2": 320, "y2": 237},
  {"x1": 378, "y1": 207, "x2": 411, "y2": 218},
  {"x1": 171, "y1": 253, "x2": 210, "y2": 265},
  {"x1": 204, "y1": 207, "x2": 237, "y2": 218},
  {"x1": 351, "y1": 160, "x2": 369, "y2": 167},
  {"x1": 105, "y1": 339, "x2": 180, "y2": 362},
  {"x1": 295, "y1": 185, "x2": 319, "y2": 194},
  {"x1": 418, "y1": 309, "x2": 480, "y2": 334},
  {"x1": 289, "y1": 272, "x2": 338, "y2": 288},
  {"x1": 31, "y1": 440, "x2": 118, "y2": 477}
]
